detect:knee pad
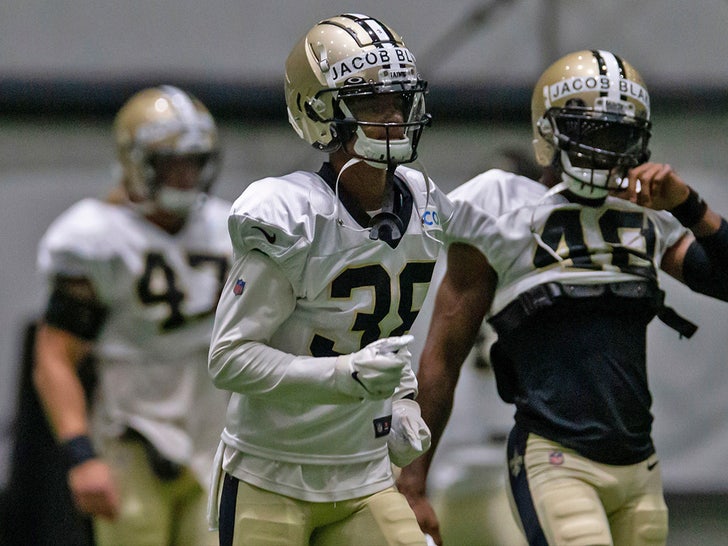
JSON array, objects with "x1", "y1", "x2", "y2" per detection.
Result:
[
  {"x1": 537, "y1": 484, "x2": 612, "y2": 546},
  {"x1": 620, "y1": 494, "x2": 668, "y2": 546}
]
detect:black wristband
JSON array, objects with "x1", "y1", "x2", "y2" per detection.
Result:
[
  {"x1": 669, "y1": 186, "x2": 708, "y2": 228},
  {"x1": 61, "y1": 435, "x2": 97, "y2": 470}
]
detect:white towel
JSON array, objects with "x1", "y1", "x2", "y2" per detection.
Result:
[{"x1": 206, "y1": 440, "x2": 225, "y2": 531}]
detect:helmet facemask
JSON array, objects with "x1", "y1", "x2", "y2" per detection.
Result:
[
  {"x1": 309, "y1": 77, "x2": 430, "y2": 168},
  {"x1": 543, "y1": 100, "x2": 651, "y2": 198},
  {"x1": 530, "y1": 50, "x2": 652, "y2": 200},
  {"x1": 141, "y1": 150, "x2": 220, "y2": 215}
]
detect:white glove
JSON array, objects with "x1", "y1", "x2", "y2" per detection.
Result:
[
  {"x1": 335, "y1": 335, "x2": 413, "y2": 400},
  {"x1": 388, "y1": 398, "x2": 431, "y2": 467}
]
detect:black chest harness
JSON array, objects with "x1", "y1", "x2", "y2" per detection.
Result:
[{"x1": 488, "y1": 280, "x2": 697, "y2": 339}]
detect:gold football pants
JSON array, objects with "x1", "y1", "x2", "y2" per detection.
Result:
[
  {"x1": 219, "y1": 475, "x2": 427, "y2": 546},
  {"x1": 93, "y1": 435, "x2": 217, "y2": 546},
  {"x1": 507, "y1": 430, "x2": 668, "y2": 546}
]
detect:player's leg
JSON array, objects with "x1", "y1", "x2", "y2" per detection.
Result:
[
  {"x1": 93, "y1": 436, "x2": 172, "y2": 546},
  {"x1": 507, "y1": 426, "x2": 613, "y2": 546},
  {"x1": 218, "y1": 474, "x2": 312, "y2": 546},
  {"x1": 313, "y1": 486, "x2": 427, "y2": 546},
  {"x1": 608, "y1": 454, "x2": 668, "y2": 546}
]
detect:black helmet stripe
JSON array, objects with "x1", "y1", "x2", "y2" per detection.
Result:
[
  {"x1": 613, "y1": 54, "x2": 627, "y2": 79},
  {"x1": 591, "y1": 49, "x2": 608, "y2": 99},
  {"x1": 591, "y1": 49, "x2": 626, "y2": 104},
  {"x1": 591, "y1": 50, "x2": 606, "y2": 74},
  {"x1": 613, "y1": 54, "x2": 628, "y2": 102},
  {"x1": 593, "y1": 49, "x2": 628, "y2": 101},
  {"x1": 334, "y1": 14, "x2": 398, "y2": 71},
  {"x1": 341, "y1": 13, "x2": 397, "y2": 45}
]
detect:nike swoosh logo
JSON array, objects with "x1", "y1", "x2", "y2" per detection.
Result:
[
  {"x1": 351, "y1": 371, "x2": 371, "y2": 395},
  {"x1": 252, "y1": 226, "x2": 276, "y2": 244},
  {"x1": 647, "y1": 461, "x2": 659, "y2": 471}
]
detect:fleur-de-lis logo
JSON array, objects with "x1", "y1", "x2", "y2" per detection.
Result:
[{"x1": 509, "y1": 450, "x2": 523, "y2": 477}]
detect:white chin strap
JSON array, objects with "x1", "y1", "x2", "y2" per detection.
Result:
[
  {"x1": 332, "y1": 157, "x2": 364, "y2": 227},
  {"x1": 155, "y1": 187, "x2": 205, "y2": 215},
  {"x1": 559, "y1": 151, "x2": 614, "y2": 199},
  {"x1": 353, "y1": 126, "x2": 412, "y2": 169}
]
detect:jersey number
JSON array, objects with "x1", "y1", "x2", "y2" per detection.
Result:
[
  {"x1": 309, "y1": 262, "x2": 435, "y2": 357},
  {"x1": 137, "y1": 252, "x2": 228, "y2": 331},
  {"x1": 534, "y1": 208, "x2": 657, "y2": 277}
]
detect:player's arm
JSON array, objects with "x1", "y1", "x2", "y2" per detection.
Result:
[
  {"x1": 33, "y1": 276, "x2": 119, "y2": 519},
  {"x1": 397, "y1": 243, "x2": 496, "y2": 546},
  {"x1": 209, "y1": 249, "x2": 411, "y2": 403},
  {"x1": 630, "y1": 163, "x2": 728, "y2": 299}
]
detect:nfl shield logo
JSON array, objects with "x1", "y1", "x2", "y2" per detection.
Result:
[
  {"x1": 233, "y1": 278, "x2": 246, "y2": 296},
  {"x1": 549, "y1": 451, "x2": 564, "y2": 465}
]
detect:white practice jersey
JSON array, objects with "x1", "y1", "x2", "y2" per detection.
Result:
[
  {"x1": 407, "y1": 171, "x2": 543, "y2": 478},
  {"x1": 449, "y1": 168, "x2": 546, "y2": 218},
  {"x1": 209, "y1": 165, "x2": 452, "y2": 501},
  {"x1": 37, "y1": 196, "x2": 232, "y2": 484},
  {"x1": 447, "y1": 169, "x2": 689, "y2": 315}
]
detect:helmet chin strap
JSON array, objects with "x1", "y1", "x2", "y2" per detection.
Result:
[
  {"x1": 407, "y1": 157, "x2": 444, "y2": 247},
  {"x1": 155, "y1": 187, "x2": 206, "y2": 215},
  {"x1": 332, "y1": 157, "x2": 362, "y2": 227},
  {"x1": 559, "y1": 151, "x2": 610, "y2": 199},
  {"x1": 558, "y1": 151, "x2": 634, "y2": 200},
  {"x1": 338, "y1": 100, "x2": 414, "y2": 168},
  {"x1": 353, "y1": 125, "x2": 412, "y2": 169}
]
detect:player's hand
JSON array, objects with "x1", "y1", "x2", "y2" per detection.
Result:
[
  {"x1": 388, "y1": 398, "x2": 431, "y2": 467},
  {"x1": 397, "y1": 463, "x2": 443, "y2": 544},
  {"x1": 335, "y1": 335, "x2": 413, "y2": 400},
  {"x1": 67, "y1": 458, "x2": 120, "y2": 520},
  {"x1": 618, "y1": 162, "x2": 691, "y2": 210},
  {"x1": 409, "y1": 493, "x2": 443, "y2": 545}
]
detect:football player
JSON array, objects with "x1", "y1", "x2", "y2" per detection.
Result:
[
  {"x1": 397, "y1": 50, "x2": 728, "y2": 546},
  {"x1": 33, "y1": 85, "x2": 232, "y2": 546},
  {"x1": 206, "y1": 13, "x2": 453, "y2": 546}
]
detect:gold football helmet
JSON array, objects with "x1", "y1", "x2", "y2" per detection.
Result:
[
  {"x1": 284, "y1": 13, "x2": 429, "y2": 166},
  {"x1": 114, "y1": 85, "x2": 220, "y2": 209},
  {"x1": 531, "y1": 50, "x2": 652, "y2": 198}
]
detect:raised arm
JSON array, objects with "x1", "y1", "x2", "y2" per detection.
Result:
[{"x1": 626, "y1": 163, "x2": 728, "y2": 299}]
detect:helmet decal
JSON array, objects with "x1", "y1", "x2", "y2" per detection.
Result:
[
  {"x1": 325, "y1": 46, "x2": 417, "y2": 87},
  {"x1": 543, "y1": 51, "x2": 649, "y2": 117}
]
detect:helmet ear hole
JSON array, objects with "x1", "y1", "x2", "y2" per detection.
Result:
[{"x1": 304, "y1": 98, "x2": 327, "y2": 122}]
